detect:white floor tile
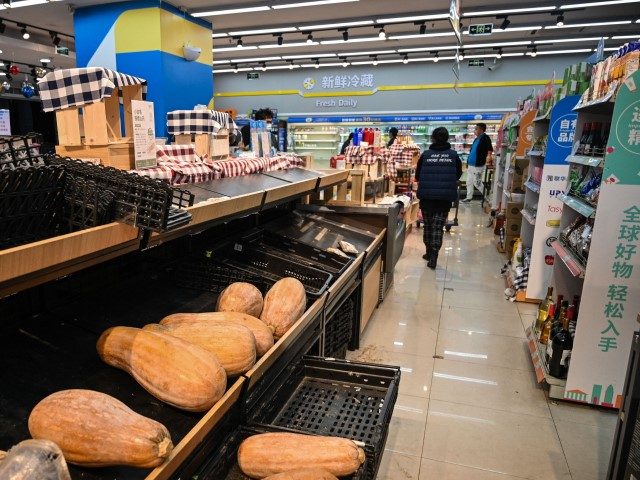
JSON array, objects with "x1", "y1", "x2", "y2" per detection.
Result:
[
  {"x1": 376, "y1": 451, "x2": 421, "y2": 480},
  {"x1": 419, "y1": 458, "x2": 527, "y2": 480},
  {"x1": 549, "y1": 400, "x2": 618, "y2": 429},
  {"x1": 439, "y1": 306, "x2": 525, "y2": 338},
  {"x1": 385, "y1": 394, "x2": 430, "y2": 457},
  {"x1": 555, "y1": 419, "x2": 615, "y2": 480}
]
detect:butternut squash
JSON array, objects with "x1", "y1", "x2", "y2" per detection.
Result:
[
  {"x1": 96, "y1": 327, "x2": 226, "y2": 411},
  {"x1": 263, "y1": 468, "x2": 339, "y2": 480},
  {"x1": 216, "y1": 282, "x2": 264, "y2": 317},
  {"x1": 160, "y1": 312, "x2": 274, "y2": 357},
  {"x1": 0, "y1": 439, "x2": 71, "y2": 479},
  {"x1": 260, "y1": 278, "x2": 307, "y2": 339},
  {"x1": 237, "y1": 433, "x2": 365, "y2": 478},
  {"x1": 28, "y1": 390, "x2": 172, "y2": 468},
  {"x1": 143, "y1": 322, "x2": 256, "y2": 376}
]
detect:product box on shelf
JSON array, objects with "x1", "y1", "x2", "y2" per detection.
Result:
[
  {"x1": 505, "y1": 216, "x2": 523, "y2": 235},
  {"x1": 505, "y1": 201, "x2": 524, "y2": 219}
]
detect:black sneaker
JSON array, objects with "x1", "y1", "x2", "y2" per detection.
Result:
[{"x1": 422, "y1": 253, "x2": 429, "y2": 261}]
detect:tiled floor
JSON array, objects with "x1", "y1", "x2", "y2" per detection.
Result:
[{"x1": 347, "y1": 202, "x2": 617, "y2": 480}]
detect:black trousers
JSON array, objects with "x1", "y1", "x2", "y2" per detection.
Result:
[{"x1": 422, "y1": 210, "x2": 448, "y2": 253}]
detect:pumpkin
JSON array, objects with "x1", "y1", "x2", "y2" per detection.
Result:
[
  {"x1": 263, "y1": 468, "x2": 339, "y2": 480},
  {"x1": 160, "y1": 312, "x2": 274, "y2": 357},
  {"x1": 143, "y1": 322, "x2": 256, "y2": 377},
  {"x1": 0, "y1": 439, "x2": 71, "y2": 479},
  {"x1": 237, "y1": 433, "x2": 365, "y2": 478},
  {"x1": 28, "y1": 390, "x2": 172, "y2": 468},
  {"x1": 216, "y1": 282, "x2": 264, "y2": 317},
  {"x1": 96, "y1": 327, "x2": 226, "y2": 411},
  {"x1": 260, "y1": 278, "x2": 307, "y2": 339}
]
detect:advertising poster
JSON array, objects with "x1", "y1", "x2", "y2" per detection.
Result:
[{"x1": 131, "y1": 100, "x2": 157, "y2": 169}]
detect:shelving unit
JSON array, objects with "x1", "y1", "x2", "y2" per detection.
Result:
[
  {"x1": 541, "y1": 71, "x2": 640, "y2": 406},
  {"x1": 526, "y1": 325, "x2": 567, "y2": 399}
]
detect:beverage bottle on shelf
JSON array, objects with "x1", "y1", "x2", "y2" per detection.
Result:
[
  {"x1": 535, "y1": 286, "x2": 554, "y2": 335},
  {"x1": 357, "y1": 128, "x2": 363, "y2": 146},
  {"x1": 353, "y1": 128, "x2": 360, "y2": 146},
  {"x1": 583, "y1": 123, "x2": 597, "y2": 155},
  {"x1": 590, "y1": 122, "x2": 603, "y2": 155},
  {"x1": 539, "y1": 303, "x2": 556, "y2": 345},
  {"x1": 549, "y1": 300, "x2": 569, "y2": 352},
  {"x1": 578, "y1": 123, "x2": 591, "y2": 155},
  {"x1": 548, "y1": 305, "x2": 574, "y2": 378},
  {"x1": 374, "y1": 128, "x2": 381, "y2": 147}
]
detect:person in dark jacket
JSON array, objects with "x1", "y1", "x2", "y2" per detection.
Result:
[
  {"x1": 415, "y1": 127, "x2": 463, "y2": 269},
  {"x1": 387, "y1": 127, "x2": 399, "y2": 147},
  {"x1": 461, "y1": 122, "x2": 493, "y2": 202},
  {"x1": 340, "y1": 132, "x2": 354, "y2": 155}
]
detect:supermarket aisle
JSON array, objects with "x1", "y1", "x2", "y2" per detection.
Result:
[{"x1": 347, "y1": 203, "x2": 617, "y2": 480}]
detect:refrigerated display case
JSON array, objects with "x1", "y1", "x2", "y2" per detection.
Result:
[{"x1": 287, "y1": 114, "x2": 502, "y2": 169}]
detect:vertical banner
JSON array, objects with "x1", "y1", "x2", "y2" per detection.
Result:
[
  {"x1": 516, "y1": 110, "x2": 537, "y2": 157},
  {"x1": 449, "y1": 0, "x2": 462, "y2": 44},
  {"x1": 565, "y1": 72, "x2": 640, "y2": 407},
  {"x1": 0, "y1": 109, "x2": 10, "y2": 136},
  {"x1": 527, "y1": 96, "x2": 579, "y2": 300},
  {"x1": 131, "y1": 100, "x2": 157, "y2": 169}
]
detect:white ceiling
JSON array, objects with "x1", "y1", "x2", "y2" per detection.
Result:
[{"x1": 0, "y1": 0, "x2": 638, "y2": 71}]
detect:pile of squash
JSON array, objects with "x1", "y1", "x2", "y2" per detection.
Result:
[{"x1": 16, "y1": 277, "x2": 308, "y2": 473}]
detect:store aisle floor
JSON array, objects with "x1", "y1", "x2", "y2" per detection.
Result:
[{"x1": 347, "y1": 203, "x2": 617, "y2": 480}]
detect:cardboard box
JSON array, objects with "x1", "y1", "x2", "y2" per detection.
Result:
[
  {"x1": 505, "y1": 216, "x2": 523, "y2": 235},
  {"x1": 505, "y1": 201, "x2": 524, "y2": 219}
]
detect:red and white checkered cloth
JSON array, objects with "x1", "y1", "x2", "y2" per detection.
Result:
[
  {"x1": 213, "y1": 158, "x2": 246, "y2": 178},
  {"x1": 387, "y1": 144, "x2": 421, "y2": 179},
  {"x1": 156, "y1": 144, "x2": 198, "y2": 163},
  {"x1": 133, "y1": 165, "x2": 173, "y2": 182},
  {"x1": 154, "y1": 144, "x2": 215, "y2": 184}
]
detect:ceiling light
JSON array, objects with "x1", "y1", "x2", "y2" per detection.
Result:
[
  {"x1": 372, "y1": 56, "x2": 378, "y2": 65},
  {"x1": 346, "y1": 49, "x2": 396, "y2": 56},
  {"x1": 465, "y1": 40, "x2": 533, "y2": 48},
  {"x1": 237, "y1": 38, "x2": 243, "y2": 48},
  {"x1": 1, "y1": 0, "x2": 62, "y2": 7},
  {"x1": 289, "y1": 62, "x2": 294, "y2": 69},
  {"x1": 307, "y1": 33, "x2": 314, "y2": 43},
  {"x1": 272, "y1": 0, "x2": 359, "y2": 8},
  {"x1": 302, "y1": 20, "x2": 373, "y2": 29},
  {"x1": 486, "y1": 25, "x2": 543, "y2": 33},
  {"x1": 403, "y1": 54, "x2": 409, "y2": 64},
  {"x1": 228, "y1": 27, "x2": 298, "y2": 36},
  {"x1": 212, "y1": 33, "x2": 228, "y2": 38},
  {"x1": 342, "y1": 58, "x2": 349, "y2": 67},
  {"x1": 300, "y1": 61, "x2": 345, "y2": 68},
  {"x1": 263, "y1": 64, "x2": 301, "y2": 70},
  {"x1": 315, "y1": 59, "x2": 320, "y2": 68},
  {"x1": 351, "y1": 59, "x2": 403, "y2": 65},
  {"x1": 342, "y1": 30, "x2": 349, "y2": 41},
  {"x1": 434, "y1": 52, "x2": 440, "y2": 62},
  {"x1": 0, "y1": 72, "x2": 5, "y2": 76},
  {"x1": 40, "y1": 58, "x2": 51, "y2": 64},
  {"x1": 230, "y1": 56, "x2": 281, "y2": 62},
  {"x1": 612, "y1": 34, "x2": 640, "y2": 39},
  {"x1": 388, "y1": 32, "x2": 455, "y2": 40},
  {"x1": 535, "y1": 36, "x2": 605, "y2": 44},
  {"x1": 322, "y1": 36, "x2": 383, "y2": 44},
  {"x1": 378, "y1": 26, "x2": 386, "y2": 39},
  {"x1": 277, "y1": 35, "x2": 284, "y2": 45},
  {"x1": 215, "y1": 45, "x2": 258, "y2": 52},
  {"x1": 192, "y1": 6, "x2": 270, "y2": 17},
  {"x1": 545, "y1": 20, "x2": 632, "y2": 29},
  {"x1": 603, "y1": 47, "x2": 620, "y2": 51},
  {"x1": 530, "y1": 47, "x2": 538, "y2": 57},
  {"x1": 419, "y1": 22, "x2": 427, "y2": 35},
  {"x1": 562, "y1": 0, "x2": 640, "y2": 8},
  {"x1": 501, "y1": 52, "x2": 526, "y2": 56},
  {"x1": 458, "y1": 50, "x2": 465, "y2": 60},
  {"x1": 233, "y1": 64, "x2": 239, "y2": 73},
  {"x1": 535, "y1": 48, "x2": 593, "y2": 54},
  {"x1": 500, "y1": 17, "x2": 511, "y2": 29},
  {"x1": 463, "y1": 6, "x2": 556, "y2": 17},
  {"x1": 213, "y1": 60, "x2": 231, "y2": 65},
  {"x1": 259, "y1": 41, "x2": 318, "y2": 49},
  {"x1": 556, "y1": 14, "x2": 565, "y2": 26},
  {"x1": 399, "y1": 45, "x2": 458, "y2": 53},
  {"x1": 496, "y1": 49, "x2": 503, "y2": 59},
  {"x1": 283, "y1": 53, "x2": 336, "y2": 59},
  {"x1": 20, "y1": 25, "x2": 30, "y2": 39},
  {"x1": 377, "y1": 14, "x2": 450, "y2": 24}
]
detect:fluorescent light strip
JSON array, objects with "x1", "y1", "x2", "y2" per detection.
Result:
[
  {"x1": 465, "y1": 41, "x2": 533, "y2": 48},
  {"x1": 351, "y1": 59, "x2": 403, "y2": 65},
  {"x1": 501, "y1": 52, "x2": 526, "y2": 56},
  {"x1": 612, "y1": 34, "x2": 640, "y2": 39},
  {"x1": 535, "y1": 36, "x2": 607, "y2": 44},
  {"x1": 399, "y1": 45, "x2": 458, "y2": 52},
  {"x1": 463, "y1": 6, "x2": 556, "y2": 17},
  {"x1": 300, "y1": 62, "x2": 345, "y2": 67},
  {"x1": 376, "y1": 14, "x2": 450, "y2": 24},
  {"x1": 545, "y1": 20, "x2": 632, "y2": 29},
  {"x1": 388, "y1": 32, "x2": 455, "y2": 40},
  {"x1": 530, "y1": 48, "x2": 593, "y2": 54},
  {"x1": 230, "y1": 56, "x2": 282, "y2": 62},
  {"x1": 408, "y1": 56, "x2": 456, "y2": 62},
  {"x1": 282, "y1": 53, "x2": 337, "y2": 59},
  {"x1": 321, "y1": 36, "x2": 383, "y2": 44},
  {"x1": 272, "y1": 0, "x2": 359, "y2": 8},
  {"x1": 562, "y1": 0, "x2": 640, "y2": 8},
  {"x1": 193, "y1": 6, "x2": 270, "y2": 17},
  {"x1": 464, "y1": 25, "x2": 542, "y2": 33},
  {"x1": 212, "y1": 60, "x2": 231, "y2": 64},
  {"x1": 466, "y1": 54, "x2": 500, "y2": 59},
  {"x1": 259, "y1": 41, "x2": 319, "y2": 49},
  {"x1": 212, "y1": 33, "x2": 228, "y2": 39},
  {"x1": 343, "y1": 49, "x2": 397, "y2": 56},
  {"x1": 603, "y1": 47, "x2": 621, "y2": 51},
  {"x1": 263, "y1": 64, "x2": 301, "y2": 70},
  {"x1": 214, "y1": 46, "x2": 259, "y2": 52},
  {"x1": 0, "y1": 0, "x2": 58, "y2": 8},
  {"x1": 215, "y1": 67, "x2": 254, "y2": 73},
  {"x1": 228, "y1": 27, "x2": 298, "y2": 35},
  {"x1": 302, "y1": 20, "x2": 374, "y2": 29}
]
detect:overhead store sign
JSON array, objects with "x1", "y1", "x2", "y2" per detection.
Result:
[
  {"x1": 303, "y1": 74, "x2": 375, "y2": 90},
  {"x1": 469, "y1": 24, "x2": 493, "y2": 36},
  {"x1": 247, "y1": 72, "x2": 260, "y2": 80},
  {"x1": 287, "y1": 113, "x2": 504, "y2": 124}
]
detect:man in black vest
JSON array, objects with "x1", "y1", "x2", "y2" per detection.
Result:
[{"x1": 415, "y1": 127, "x2": 463, "y2": 269}]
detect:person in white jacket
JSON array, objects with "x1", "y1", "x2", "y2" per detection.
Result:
[{"x1": 461, "y1": 123, "x2": 493, "y2": 203}]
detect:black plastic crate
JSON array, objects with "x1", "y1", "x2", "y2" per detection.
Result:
[
  {"x1": 215, "y1": 241, "x2": 333, "y2": 298},
  {"x1": 243, "y1": 229, "x2": 352, "y2": 276},
  {"x1": 247, "y1": 356, "x2": 400, "y2": 480},
  {"x1": 325, "y1": 297, "x2": 355, "y2": 359}
]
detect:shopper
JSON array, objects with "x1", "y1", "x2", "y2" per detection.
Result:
[
  {"x1": 340, "y1": 132, "x2": 354, "y2": 155},
  {"x1": 415, "y1": 127, "x2": 463, "y2": 269},
  {"x1": 461, "y1": 122, "x2": 493, "y2": 203},
  {"x1": 387, "y1": 127, "x2": 399, "y2": 147}
]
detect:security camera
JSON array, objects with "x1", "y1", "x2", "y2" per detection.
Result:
[
  {"x1": 183, "y1": 45, "x2": 201, "y2": 62},
  {"x1": 487, "y1": 58, "x2": 503, "y2": 72}
]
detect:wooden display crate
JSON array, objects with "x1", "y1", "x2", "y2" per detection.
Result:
[
  {"x1": 54, "y1": 84, "x2": 143, "y2": 169},
  {"x1": 175, "y1": 130, "x2": 229, "y2": 160}
]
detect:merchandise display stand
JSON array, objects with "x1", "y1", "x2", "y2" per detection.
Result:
[
  {"x1": 522, "y1": 96, "x2": 580, "y2": 301},
  {"x1": 526, "y1": 71, "x2": 640, "y2": 405}
]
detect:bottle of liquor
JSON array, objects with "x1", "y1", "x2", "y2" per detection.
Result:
[
  {"x1": 590, "y1": 122, "x2": 603, "y2": 155},
  {"x1": 539, "y1": 303, "x2": 556, "y2": 345},
  {"x1": 535, "y1": 286, "x2": 554, "y2": 335},
  {"x1": 583, "y1": 123, "x2": 596, "y2": 155},
  {"x1": 569, "y1": 296, "x2": 580, "y2": 339},
  {"x1": 547, "y1": 301, "x2": 568, "y2": 360},
  {"x1": 578, "y1": 123, "x2": 591, "y2": 154},
  {"x1": 548, "y1": 306, "x2": 574, "y2": 378}
]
